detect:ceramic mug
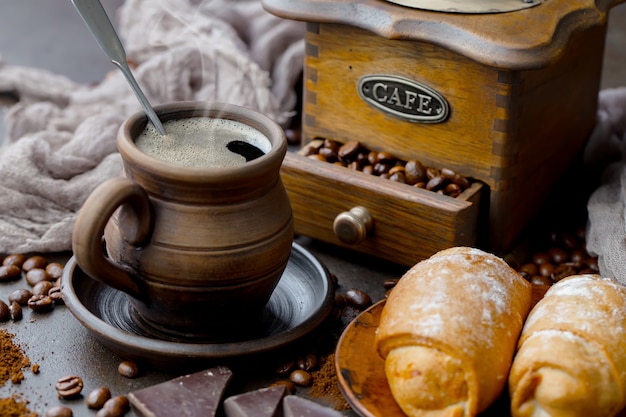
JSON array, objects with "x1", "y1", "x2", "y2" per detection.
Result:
[{"x1": 72, "y1": 101, "x2": 294, "y2": 340}]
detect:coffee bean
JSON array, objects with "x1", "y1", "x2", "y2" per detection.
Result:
[
  {"x1": 95, "y1": 408, "x2": 120, "y2": 417},
  {"x1": 377, "y1": 151, "x2": 396, "y2": 164},
  {"x1": 530, "y1": 275, "x2": 552, "y2": 286},
  {"x1": 9, "y1": 289, "x2": 33, "y2": 306},
  {"x1": 49, "y1": 286, "x2": 64, "y2": 304},
  {"x1": 28, "y1": 295, "x2": 54, "y2": 313},
  {"x1": 318, "y1": 147, "x2": 337, "y2": 162},
  {"x1": 374, "y1": 162, "x2": 392, "y2": 176},
  {"x1": 518, "y1": 263, "x2": 538, "y2": 277},
  {"x1": 383, "y1": 279, "x2": 399, "y2": 290},
  {"x1": 338, "y1": 140, "x2": 361, "y2": 160},
  {"x1": 86, "y1": 387, "x2": 112, "y2": 409},
  {"x1": 440, "y1": 168, "x2": 457, "y2": 181},
  {"x1": 275, "y1": 359, "x2": 295, "y2": 376},
  {"x1": 55, "y1": 375, "x2": 84, "y2": 399},
  {"x1": 0, "y1": 265, "x2": 21, "y2": 282},
  {"x1": 388, "y1": 165, "x2": 405, "y2": 176},
  {"x1": 45, "y1": 263, "x2": 64, "y2": 280},
  {"x1": 297, "y1": 353, "x2": 318, "y2": 372},
  {"x1": 9, "y1": 302, "x2": 22, "y2": 321},
  {"x1": 548, "y1": 247, "x2": 569, "y2": 264},
  {"x1": 98, "y1": 396, "x2": 130, "y2": 417},
  {"x1": 362, "y1": 165, "x2": 374, "y2": 175},
  {"x1": 117, "y1": 360, "x2": 139, "y2": 378},
  {"x1": 289, "y1": 369, "x2": 312, "y2": 387},
  {"x1": 45, "y1": 405, "x2": 73, "y2": 417},
  {"x1": 323, "y1": 139, "x2": 340, "y2": 153},
  {"x1": 404, "y1": 160, "x2": 426, "y2": 184},
  {"x1": 538, "y1": 263, "x2": 555, "y2": 278},
  {"x1": 344, "y1": 289, "x2": 372, "y2": 310},
  {"x1": 366, "y1": 150, "x2": 378, "y2": 165},
  {"x1": 445, "y1": 183, "x2": 461, "y2": 197},
  {"x1": 389, "y1": 172, "x2": 406, "y2": 183},
  {"x1": 532, "y1": 252, "x2": 551, "y2": 265},
  {"x1": 3, "y1": 254, "x2": 26, "y2": 268},
  {"x1": 426, "y1": 176, "x2": 445, "y2": 191},
  {"x1": 22, "y1": 255, "x2": 47, "y2": 272},
  {"x1": 570, "y1": 249, "x2": 587, "y2": 266},
  {"x1": 25, "y1": 268, "x2": 51, "y2": 286},
  {"x1": 0, "y1": 300, "x2": 10, "y2": 322},
  {"x1": 426, "y1": 167, "x2": 440, "y2": 180},
  {"x1": 32, "y1": 280, "x2": 54, "y2": 296},
  {"x1": 452, "y1": 173, "x2": 471, "y2": 189},
  {"x1": 302, "y1": 145, "x2": 319, "y2": 157}
]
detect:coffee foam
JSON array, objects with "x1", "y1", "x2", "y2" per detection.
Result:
[{"x1": 135, "y1": 117, "x2": 271, "y2": 168}]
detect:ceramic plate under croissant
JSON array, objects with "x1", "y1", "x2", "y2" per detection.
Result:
[{"x1": 334, "y1": 285, "x2": 550, "y2": 417}]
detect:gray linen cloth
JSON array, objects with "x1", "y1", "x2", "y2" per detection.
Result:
[
  {"x1": 585, "y1": 87, "x2": 626, "y2": 285},
  {"x1": 0, "y1": 0, "x2": 304, "y2": 253}
]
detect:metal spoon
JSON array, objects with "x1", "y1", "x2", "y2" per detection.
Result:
[{"x1": 71, "y1": 0, "x2": 167, "y2": 135}]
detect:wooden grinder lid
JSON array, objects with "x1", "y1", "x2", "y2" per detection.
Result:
[{"x1": 262, "y1": 0, "x2": 623, "y2": 70}]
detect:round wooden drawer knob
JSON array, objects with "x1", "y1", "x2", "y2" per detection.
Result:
[{"x1": 333, "y1": 206, "x2": 374, "y2": 245}]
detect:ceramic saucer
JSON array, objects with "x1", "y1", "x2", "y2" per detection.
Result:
[
  {"x1": 335, "y1": 301, "x2": 528, "y2": 416},
  {"x1": 334, "y1": 300, "x2": 405, "y2": 417},
  {"x1": 62, "y1": 242, "x2": 334, "y2": 370}
]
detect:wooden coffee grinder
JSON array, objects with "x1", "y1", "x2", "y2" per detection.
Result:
[{"x1": 263, "y1": 0, "x2": 625, "y2": 266}]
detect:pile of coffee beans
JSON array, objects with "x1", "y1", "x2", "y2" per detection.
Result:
[
  {"x1": 0, "y1": 254, "x2": 64, "y2": 321},
  {"x1": 299, "y1": 138, "x2": 474, "y2": 198},
  {"x1": 515, "y1": 226, "x2": 599, "y2": 286}
]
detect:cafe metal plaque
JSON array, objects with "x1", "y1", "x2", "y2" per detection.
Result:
[{"x1": 358, "y1": 74, "x2": 449, "y2": 123}]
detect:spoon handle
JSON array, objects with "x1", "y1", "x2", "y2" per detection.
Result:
[{"x1": 71, "y1": 0, "x2": 167, "y2": 135}]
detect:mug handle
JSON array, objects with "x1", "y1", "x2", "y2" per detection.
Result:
[{"x1": 72, "y1": 177, "x2": 152, "y2": 300}]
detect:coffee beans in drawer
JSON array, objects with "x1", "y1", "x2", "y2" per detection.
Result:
[{"x1": 299, "y1": 138, "x2": 474, "y2": 198}]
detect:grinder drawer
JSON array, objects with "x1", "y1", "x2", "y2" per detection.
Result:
[{"x1": 281, "y1": 152, "x2": 484, "y2": 266}]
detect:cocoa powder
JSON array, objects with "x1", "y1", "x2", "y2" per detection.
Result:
[
  {"x1": 309, "y1": 354, "x2": 350, "y2": 411},
  {"x1": 0, "y1": 329, "x2": 31, "y2": 385},
  {"x1": 0, "y1": 394, "x2": 37, "y2": 416}
]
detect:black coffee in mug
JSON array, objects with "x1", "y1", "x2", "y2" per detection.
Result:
[{"x1": 135, "y1": 117, "x2": 269, "y2": 168}]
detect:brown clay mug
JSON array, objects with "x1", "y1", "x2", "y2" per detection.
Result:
[{"x1": 72, "y1": 101, "x2": 294, "y2": 340}]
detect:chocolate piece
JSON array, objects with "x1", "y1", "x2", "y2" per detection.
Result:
[
  {"x1": 223, "y1": 385, "x2": 286, "y2": 417},
  {"x1": 283, "y1": 395, "x2": 343, "y2": 417},
  {"x1": 129, "y1": 366, "x2": 232, "y2": 417}
]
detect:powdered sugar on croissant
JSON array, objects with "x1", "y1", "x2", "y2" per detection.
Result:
[
  {"x1": 376, "y1": 247, "x2": 532, "y2": 416},
  {"x1": 509, "y1": 274, "x2": 626, "y2": 417}
]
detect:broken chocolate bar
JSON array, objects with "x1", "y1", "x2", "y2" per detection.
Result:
[
  {"x1": 129, "y1": 366, "x2": 232, "y2": 417},
  {"x1": 223, "y1": 385, "x2": 286, "y2": 417},
  {"x1": 283, "y1": 395, "x2": 344, "y2": 417}
]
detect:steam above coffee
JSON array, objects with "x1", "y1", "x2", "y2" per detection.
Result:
[{"x1": 135, "y1": 117, "x2": 270, "y2": 168}]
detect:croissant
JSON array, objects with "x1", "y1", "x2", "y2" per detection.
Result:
[
  {"x1": 509, "y1": 274, "x2": 626, "y2": 417},
  {"x1": 375, "y1": 246, "x2": 532, "y2": 417}
]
